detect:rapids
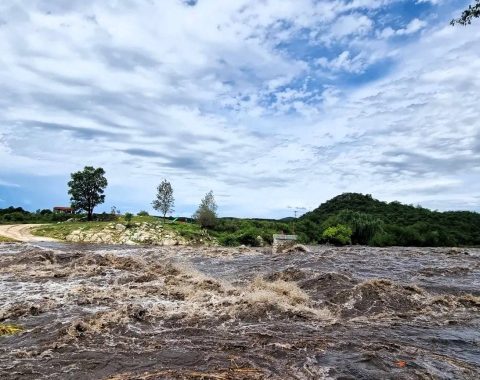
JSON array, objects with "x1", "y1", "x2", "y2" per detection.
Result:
[{"x1": 0, "y1": 243, "x2": 479, "y2": 379}]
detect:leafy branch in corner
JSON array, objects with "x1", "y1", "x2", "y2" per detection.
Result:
[{"x1": 451, "y1": 1, "x2": 480, "y2": 25}]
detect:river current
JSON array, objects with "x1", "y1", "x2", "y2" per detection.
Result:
[{"x1": 0, "y1": 243, "x2": 479, "y2": 379}]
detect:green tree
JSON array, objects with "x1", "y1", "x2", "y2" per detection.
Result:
[
  {"x1": 321, "y1": 224, "x2": 352, "y2": 246},
  {"x1": 68, "y1": 166, "x2": 107, "y2": 221},
  {"x1": 193, "y1": 190, "x2": 217, "y2": 229},
  {"x1": 451, "y1": 1, "x2": 480, "y2": 25},
  {"x1": 124, "y1": 212, "x2": 133, "y2": 227},
  {"x1": 335, "y1": 210, "x2": 384, "y2": 245},
  {"x1": 152, "y1": 179, "x2": 174, "y2": 223}
]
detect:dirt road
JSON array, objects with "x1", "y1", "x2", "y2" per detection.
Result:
[{"x1": 0, "y1": 224, "x2": 58, "y2": 242}]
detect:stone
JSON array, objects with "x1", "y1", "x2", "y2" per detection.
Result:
[{"x1": 115, "y1": 224, "x2": 126, "y2": 232}]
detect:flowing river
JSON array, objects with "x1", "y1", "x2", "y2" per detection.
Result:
[{"x1": 0, "y1": 243, "x2": 479, "y2": 379}]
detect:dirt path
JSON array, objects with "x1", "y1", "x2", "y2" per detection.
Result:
[{"x1": 0, "y1": 224, "x2": 58, "y2": 242}]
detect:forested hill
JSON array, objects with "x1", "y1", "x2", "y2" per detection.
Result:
[{"x1": 297, "y1": 193, "x2": 480, "y2": 247}]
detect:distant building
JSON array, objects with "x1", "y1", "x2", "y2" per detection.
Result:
[{"x1": 53, "y1": 206, "x2": 74, "y2": 214}]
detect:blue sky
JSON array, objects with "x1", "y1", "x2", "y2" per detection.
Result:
[{"x1": 0, "y1": 0, "x2": 479, "y2": 218}]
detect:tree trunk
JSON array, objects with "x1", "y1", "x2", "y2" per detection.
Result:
[{"x1": 87, "y1": 209, "x2": 93, "y2": 221}]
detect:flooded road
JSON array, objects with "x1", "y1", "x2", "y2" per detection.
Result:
[{"x1": 0, "y1": 243, "x2": 479, "y2": 379}]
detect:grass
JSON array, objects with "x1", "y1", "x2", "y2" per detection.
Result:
[
  {"x1": 32, "y1": 222, "x2": 110, "y2": 240},
  {"x1": 0, "y1": 235, "x2": 17, "y2": 243},
  {"x1": 0, "y1": 324, "x2": 23, "y2": 336},
  {"x1": 32, "y1": 217, "x2": 208, "y2": 242}
]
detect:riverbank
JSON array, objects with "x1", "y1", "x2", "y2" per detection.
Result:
[{"x1": 32, "y1": 220, "x2": 217, "y2": 246}]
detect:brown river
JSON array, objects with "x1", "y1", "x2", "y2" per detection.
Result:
[{"x1": 0, "y1": 243, "x2": 479, "y2": 379}]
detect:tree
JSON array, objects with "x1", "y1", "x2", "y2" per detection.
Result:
[
  {"x1": 152, "y1": 179, "x2": 174, "y2": 223},
  {"x1": 68, "y1": 166, "x2": 108, "y2": 221},
  {"x1": 193, "y1": 190, "x2": 217, "y2": 229},
  {"x1": 451, "y1": 1, "x2": 480, "y2": 25},
  {"x1": 124, "y1": 212, "x2": 133, "y2": 227},
  {"x1": 321, "y1": 224, "x2": 352, "y2": 246}
]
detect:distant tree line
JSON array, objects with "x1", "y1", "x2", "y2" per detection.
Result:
[
  {"x1": 295, "y1": 193, "x2": 480, "y2": 247},
  {"x1": 3, "y1": 166, "x2": 479, "y2": 247}
]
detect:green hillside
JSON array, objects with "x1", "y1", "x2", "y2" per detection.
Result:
[{"x1": 297, "y1": 193, "x2": 480, "y2": 247}]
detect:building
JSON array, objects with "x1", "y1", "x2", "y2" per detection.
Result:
[{"x1": 53, "y1": 206, "x2": 74, "y2": 214}]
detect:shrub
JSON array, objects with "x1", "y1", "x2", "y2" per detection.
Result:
[
  {"x1": 369, "y1": 231, "x2": 395, "y2": 246},
  {"x1": 2, "y1": 212, "x2": 26, "y2": 222},
  {"x1": 137, "y1": 210, "x2": 149, "y2": 216},
  {"x1": 321, "y1": 224, "x2": 352, "y2": 245},
  {"x1": 124, "y1": 212, "x2": 133, "y2": 226},
  {"x1": 237, "y1": 228, "x2": 260, "y2": 246},
  {"x1": 219, "y1": 235, "x2": 239, "y2": 247}
]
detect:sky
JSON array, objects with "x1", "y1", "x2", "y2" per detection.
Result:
[{"x1": 0, "y1": 0, "x2": 479, "y2": 218}]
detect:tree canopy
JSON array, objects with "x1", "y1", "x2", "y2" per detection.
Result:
[
  {"x1": 194, "y1": 190, "x2": 218, "y2": 229},
  {"x1": 68, "y1": 166, "x2": 108, "y2": 221},
  {"x1": 298, "y1": 193, "x2": 480, "y2": 246},
  {"x1": 451, "y1": 1, "x2": 480, "y2": 25},
  {"x1": 152, "y1": 179, "x2": 174, "y2": 222}
]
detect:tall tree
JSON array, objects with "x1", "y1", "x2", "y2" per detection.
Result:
[
  {"x1": 451, "y1": 1, "x2": 480, "y2": 25},
  {"x1": 152, "y1": 179, "x2": 174, "y2": 223},
  {"x1": 68, "y1": 166, "x2": 108, "y2": 221},
  {"x1": 193, "y1": 190, "x2": 218, "y2": 229}
]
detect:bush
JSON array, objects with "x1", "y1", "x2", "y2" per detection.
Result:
[
  {"x1": 237, "y1": 228, "x2": 260, "y2": 246},
  {"x1": 321, "y1": 224, "x2": 352, "y2": 245},
  {"x1": 2, "y1": 212, "x2": 26, "y2": 222},
  {"x1": 219, "y1": 235, "x2": 239, "y2": 247},
  {"x1": 369, "y1": 231, "x2": 395, "y2": 246},
  {"x1": 124, "y1": 212, "x2": 133, "y2": 226},
  {"x1": 137, "y1": 210, "x2": 149, "y2": 216}
]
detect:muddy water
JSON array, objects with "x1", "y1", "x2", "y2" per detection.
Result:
[{"x1": 0, "y1": 243, "x2": 479, "y2": 379}]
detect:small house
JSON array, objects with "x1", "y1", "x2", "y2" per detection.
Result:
[{"x1": 53, "y1": 206, "x2": 74, "y2": 214}]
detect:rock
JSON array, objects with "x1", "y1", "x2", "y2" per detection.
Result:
[
  {"x1": 255, "y1": 236, "x2": 264, "y2": 247},
  {"x1": 162, "y1": 238, "x2": 177, "y2": 246},
  {"x1": 281, "y1": 244, "x2": 311, "y2": 254},
  {"x1": 115, "y1": 224, "x2": 126, "y2": 232}
]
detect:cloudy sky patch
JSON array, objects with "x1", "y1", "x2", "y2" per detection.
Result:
[{"x1": 0, "y1": 0, "x2": 478, "y2": 217}]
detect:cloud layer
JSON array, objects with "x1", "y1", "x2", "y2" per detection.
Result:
[{"x1": 0, "y1": 0, "x2": 478, "y2": 217}]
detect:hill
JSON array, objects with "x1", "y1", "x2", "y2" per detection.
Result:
[{"x1": 297, "y1": 193, "x2": 480, "y2": 246}]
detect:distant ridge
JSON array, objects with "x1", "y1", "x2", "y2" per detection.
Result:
[{"x1": 298, "y1": 193, "x2": 480, "y2": 246}]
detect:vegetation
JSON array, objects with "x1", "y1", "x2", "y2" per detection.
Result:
[
  {"x1": 152, "y1": 179, "x2": 174, "y2": 223},
  {"x1": 32, "y1": 221, "x2": 112, "y2": 240},
  {"x1": 194, "y1": 190, "x2": 218, "y2": 229},
  {"x1": 451, "y1": 1, "x2": 480, "y2": 25},
  {"x1": 210, "y1": 218, "x2": 293, "y2": 247},
  {"x1": 0, "y1": 324, "x2": 22, "y2": 336},
  {"x1": 0, "y1": 207, "x2": 77, "y2": 224},
  {"x1": 299, "y1": 193, "x2": 480, "y2": 247},
  {"x1": 124, "y1": 212, "x2": 133, "y2": 227},
  {"x1": 321, "y1": 210, "x2": 384, "y2": 245},
  {"x1": 0, "y1": 235, "x2": 17, "y2": 243},
  {"x1": 32, "y1": 215, "x2": 208, "y2": 243},
  {"x1": 4, "y1": 192, "x2": 480, "y2": 248},
  {"x1": 321, "y1": 225, "x2": 352, "y2": 246},
  {"x1": 68, "y1": 166, "x2": 108, "y2": 221}
]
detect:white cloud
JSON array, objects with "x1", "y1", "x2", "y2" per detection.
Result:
[
  {"x1": 379, "y1": 18, "x2": 427, "y2": 38},
  {"x1": 0, "y1": 1, "x2": 478, "y2": 215}
]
